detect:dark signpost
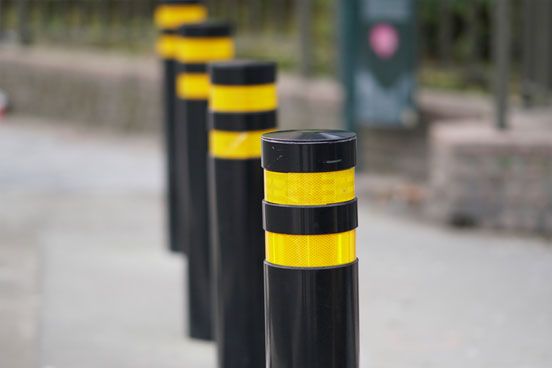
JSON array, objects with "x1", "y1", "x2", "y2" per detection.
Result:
[{"x1": 340, "y1": 0, "x2": 417, "y2": 129}]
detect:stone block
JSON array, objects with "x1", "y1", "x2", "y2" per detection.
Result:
[{"x1": 428, "y1": 118, "x2": 552, "y2": 236}]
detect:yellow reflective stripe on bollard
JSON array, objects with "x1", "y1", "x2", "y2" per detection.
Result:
[
  {"x1": 156, "y1": 35, "x2": 179, "y2": 58},
  {"x1": 264, "y1": 168, "x2": 355, "y2": 206},
  {"x1": 210, "y1": 129, "x2": 275, "y2": 159},
  {"x1": 210, "y1": 84, "x2": 277, "y2": 113},
  {"x1": 176, "y1": 37, "x2": 235, "y2": 63},
  {"x1": 265, "y1": 230, "x2": 356, "y2": 267},
  {"x1": 154, "y1": 4, "x2": 207, "y2": 30},
  {"x1": 177, "y1": 73, "x2": 210, "y2": 99}
]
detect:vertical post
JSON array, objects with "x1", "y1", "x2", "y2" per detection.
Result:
[
  {"x1": 494, "y1": 0, "x2": 510, "y2": 130},
  {"x1": 439, "y1": 0, "x2": 452, "y2": 66},
  {"x1": 521, "y1": 0, "x2": 534, "y2": 107},
  {"x1": 339, "y1": 0, "x2": 357, "y2": 132},
  {"x1": 296, "y1": 0, "x2": 313, "y2": 77},
  {"x1": 100, "y1": 0, "x2": 111, "y2": 44},
  {"x1": 262, "y1": 130, "x2": 359, "y2": 368},
  {"x1": 209, "y1": 60, "x2": 278, "y2": 368},
  {"x1": 17, "y1": 0, "x2": 31, "y2": 44},
  {"x1": 175, "y1": 21, "x2": 235, "y2": 341},
  {"x1": 154, "y1": 0, "x2": 207, "y2": 254},
  {"x1": 466, "y1": 0, "x2": 480, "y2": 73},
  {"x1": 40, "y1": 0, "x2": 53, "y2": 40},
  {"x1": 65, "y1": 0, "x2": 74, "y2": 42},
  {"x1": 535, "y1": 0, "x2": 551, "y2": 102},
  {"x1": 124, "y1": 0, "x2": 133, "y2": 44},
  {"x1": 0, "y1": 0, "x2": 4, "y2": 40},
  {"x1": 549, "y1": 4, "x2": 552, "y2": 96}
]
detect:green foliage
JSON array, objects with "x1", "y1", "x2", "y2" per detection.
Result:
[{"x1": 0, "y1": 0, "x2": 511, "y2": 92}]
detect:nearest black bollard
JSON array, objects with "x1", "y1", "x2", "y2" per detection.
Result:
[
  {"x1": 262, "y1": 130, "x2": 360, "y2": 368},
  {"x1": 208, "y1": 61, "x2": 278, "y2": 368},
  {"x1": 175, "y1": 22, "x2": 235, "y2": 341},
  {"x1": 154, "y1": 0, "x2": 206, "y2": 254}
]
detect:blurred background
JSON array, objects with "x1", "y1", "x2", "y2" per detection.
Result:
[{"x1": 0, "y1": 1, "x2": 551, "y2": 367}]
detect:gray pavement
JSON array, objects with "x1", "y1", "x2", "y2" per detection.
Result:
[{"x1": 1, "y1": 116, "x2": 551, "y2": 368}]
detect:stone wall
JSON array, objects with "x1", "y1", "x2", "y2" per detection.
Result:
[
  {"x1": 0, "y1": 46, "x2": 493, "y2": 180},
  {"x1": 0, "y1": 47, "x2": 161, "y2": 132},
  {"x1": 429, "y1": 114, "x2": 552, "y2": 235},
  {"x1": 0, "y1": 46, "x2": 341, "y2": 133}
]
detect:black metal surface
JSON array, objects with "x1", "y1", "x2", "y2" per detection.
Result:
[
  {"x1": 210, "y1": 111, "x2": 277, "y2": 131},
  {"x1": 263, "y1": 199, "x2": 358, "y2": 235},
  {"x1": 261, "y1": 130, "x2": 357, "y2": 173},
  {"x1": 210, "y1": 158, "x2": 266, "y2": 368},
  {"x1": 210, "y1": 60, "x2": 277, "y2": 85},
  {"x1": 180, "y1": 63, "x2": 208, "y2": 73},
  {"x1": 159, "y1": 0, "x2": 203, "y2": 4},
  {"x1": 161, "y1": 28, "x2": 177, "y2": 36},
  {"x1": 175, "y1": 98, "x2": 213, "y2": 340},
  {"x1": 178, "y1": 21, "x2": 233, "y2": 37},
  {"x1": 265, "y1": 261, "x2": 359, "y2": 368},
  {"x1": 162, "y1": 58, "x2": 182, "y2": 253}
]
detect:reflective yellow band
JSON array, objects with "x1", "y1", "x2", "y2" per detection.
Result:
[
  {"x1": 176, "y1": 37, "x2": 234, "y2": 63},
  {"x1": 177, "y1": 73, "x2": 209, "y2": 100},
  {"x1": 156, "y1": 35, "x2": 179, "y2": 58},
  {"x1": 266, "y1": 230, "x2": 356, "y2": 267},
  {"x1": 210, "y1": 129, "x2": 275, "y2": 159},
  {"x1": 210, "y1": 84, "x2": 277, "y2": 113},
  {"x1": 154, "y1": 4, "x2": 207, "y2": 30},
  {"x1": 264, "y1": 168, "x2": 355, "y2": 206}
]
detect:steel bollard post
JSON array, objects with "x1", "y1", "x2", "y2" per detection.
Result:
[
  {"x1": 208, "y1": 61, "x2": 278, "y2": 368},
  {"x1": 175, "y1": 21, "x2": 235, "y2": 341},
  {"x1": 262, "y1": 130, "x2": 360, "y2": 368},
  {"x1": 154, "y1": 0, "x2": 207, "y2": 254}
]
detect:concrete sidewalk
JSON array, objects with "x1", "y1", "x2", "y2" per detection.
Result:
[{"x1": 1, "y1": 116, "x2": 551, "y2": 368}]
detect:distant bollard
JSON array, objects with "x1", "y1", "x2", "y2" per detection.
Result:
[
  {"x1": 154, "y1": 0, "x2": 207, "y2": 254},
  {"x1": 209, "y1": 61, "x2": 278, "y2": 368},
  {"x1": 262, "y1": 130, "x2": 359, "y2": 368},
  {"x1": 175, "y1": 22, "x2": 235, "y2": 341},
  {"x1": 0, "y1": 89, "x2": 9, "y2": 120}
]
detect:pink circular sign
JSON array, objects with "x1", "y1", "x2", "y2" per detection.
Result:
[{"x1": 369, "y1": 23, "x2": 399, "y2": 60}]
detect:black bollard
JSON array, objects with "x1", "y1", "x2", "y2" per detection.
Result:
[
  {"x1": 175, "y1": 21, "x2": 235, "y2": 341},
  {"x1": 262, "y1": 130, "x2": 360, "y2": 368},
  {"x1": 154, "y1": 0, "x2": 206, "y2": 254},
  {"x1": 208, "y1": 61, "x2": 278, "y2": 368}
]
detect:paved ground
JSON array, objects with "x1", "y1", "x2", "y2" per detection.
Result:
[{"x1": 1, "y1": 116, "x2": 551, "y2": 368}]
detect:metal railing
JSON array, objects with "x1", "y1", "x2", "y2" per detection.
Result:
[
  {"x1": 0, "y1": 0, "x2": 157, "y2": 49},
  {"x1": 0, "y1": 0, "x2": 550, "y2": 103}
]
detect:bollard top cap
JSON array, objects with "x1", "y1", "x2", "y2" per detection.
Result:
[
  {"x1": 178, "y1": 21, "x2": 233, "y2": 37},
  {"x1": 210, "y1": 60, "x2": 277, "y2": 85},
  {"x1": 262, "y1": 130, "x2": 357, "y2": 173},
  {"x1": 262, "y1": 130, "x2": 356, "y2": 143},
  {"x1": 158, "y1": 0, "x2": 203, "y2": 4}
]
